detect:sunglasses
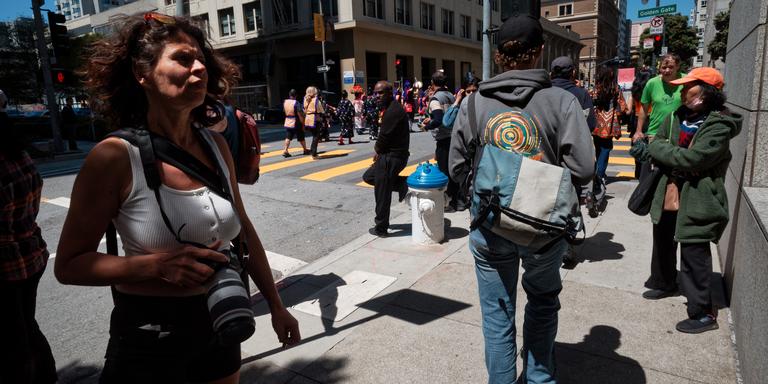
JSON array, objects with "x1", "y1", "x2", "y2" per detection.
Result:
[{"x1": 144, "y1": 12, "x2": 176, "y2": 25}]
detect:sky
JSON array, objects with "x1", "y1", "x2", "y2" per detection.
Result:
[{"x1": 0, "y1": 0, "x2": 696, "y2": 23}]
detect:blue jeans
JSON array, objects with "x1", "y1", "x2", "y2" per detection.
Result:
[
  {"x1": 470, "y1": 226, "x2": 566, "y2": 384},
  {"x1": 593, "y1": 136, "x2": 613, "y2": 181}
]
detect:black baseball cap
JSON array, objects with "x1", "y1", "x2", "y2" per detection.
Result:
[
  {"x1": 497, "y1": 15, "x2": 544, "y2": 50},
  {"x1": 551, "y1": 56, "x2": 575, "y2": 72}
]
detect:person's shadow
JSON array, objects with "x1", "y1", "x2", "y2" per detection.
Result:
[
  {"x1": 573, "y1": 231, "x2": 626, "y2": 263},
  {"x1": 556, "y1": 325, "x2": 646, "y2": 383}
]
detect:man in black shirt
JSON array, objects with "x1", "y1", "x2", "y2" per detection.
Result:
[{"x1": 362, "y1": 81, "x2": 410, "y2": 237}]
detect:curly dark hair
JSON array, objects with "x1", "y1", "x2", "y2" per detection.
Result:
[
  {"x1": 694, "y1": 81, "x2": 727, "y2": 112},
  {"x1": 631, "y1": 69, "x2": 653, "y2": 101},
  {"x1": 493, "y1": 40, "x2": 542, "y2": 71},
  {"x1": 81, "y1": 13, "x2": 240, "y2": 128}
]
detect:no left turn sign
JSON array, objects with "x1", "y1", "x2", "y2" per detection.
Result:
[{"x1": 650, "y1": 16, "x2": 664, "y2": 34}]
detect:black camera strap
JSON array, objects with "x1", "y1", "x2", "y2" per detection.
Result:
[{"x1": 105, "y1": 127, "x2": 250, "y2": 291}]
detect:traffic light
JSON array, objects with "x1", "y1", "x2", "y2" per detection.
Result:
[
  {"x1": 47, "y1": 11, "x2": 70, "y2": 64},
  {"x1": 395, "y1": 58, "x2": 403, "y2": 78},
  {"x1": 653, "y1": 34, "x2": 663, "y2": 54},
  {"x1": 51, "y1": 68, "x2": 73, "y2": 87}
]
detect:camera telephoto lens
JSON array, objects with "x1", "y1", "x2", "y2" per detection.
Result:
[{"x1": 202, "y1": 250, "x2": 255, "y2": 346}]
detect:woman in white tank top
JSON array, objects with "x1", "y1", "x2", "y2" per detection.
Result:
[{"x1": 53, "y1": 13, "x2": 300, "y2": 384}]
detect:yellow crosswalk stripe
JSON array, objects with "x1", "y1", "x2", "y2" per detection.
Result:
[
  {"x1": 609, "y1": 157, "x2": 635, "y2": 166},
  {"x1": 260, "y1": 149, "x2": 355, "y2": 174},
  {"x1": 616, "y1": 137, "x2": 631, "y2": 143},
  {"x1": 302, "y1": 158, "x2": 374, "y2": 181},
  {"x1": 261, "y1": 146, "x2": 320, "y2": 159},
  {"x1": 615, "y1": 171, "x2": 635, "y2": 178},
  {"x1": 614, "y1": 145, "x2": 631, "y2": 151},
  {"x1": 357, "y1": 181, "x2": 372, "y2": 188}
]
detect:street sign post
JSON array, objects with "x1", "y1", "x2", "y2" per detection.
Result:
[
  {"x1": 317, "y1": 65, "x2": 330, "y2": 73},
  {"x1": 643, "y1": 38, "x2": 654, "y2": 49},
  {"x1": 638, "y1": 5, "x2": 676, "y2": 18},
  {"x1": 650, "y1": 16, "x2": 664, "y2": 35},
  {"x1": 661, "y1": 46, "x2": 668, "y2": 55}
]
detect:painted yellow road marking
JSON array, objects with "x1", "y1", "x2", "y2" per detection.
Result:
[
  {"x1": 260, "y1": 149, "x2": 355, "y2": 174},
  {"x1": 616, "y1": 137, "x2": 631, "y2": 143},
  {"x1": 302, "y1": 158, "x2": 374, "y2": 181},
  {"x1": 609, "y1": 157, "x2": 635, "y2": 166},
  {"x1": 614, "y1": 145, "x2": 631, "y2": 151},
  {"x1": 262, "y1": 147, "x2": 311, "y2": 159},
  {"x1": 615, "y1": 171, "x2": 636, "y2": 178}
]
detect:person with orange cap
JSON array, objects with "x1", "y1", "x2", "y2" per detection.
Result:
[{"x1": 638, "y1": 67, "x2": 742, "y2": 334}]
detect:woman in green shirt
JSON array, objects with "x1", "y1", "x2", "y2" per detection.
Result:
[{"x1": 632, "y1": 54, "x2": 684, "y2": 142}]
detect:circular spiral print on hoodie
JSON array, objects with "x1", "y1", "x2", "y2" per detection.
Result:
[{"x1": 485, "y1": 110, "x2": 542, "y2": 160}]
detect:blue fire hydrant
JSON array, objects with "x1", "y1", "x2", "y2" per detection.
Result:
[{"x1": 406, "y1": 162, "x2": 449, "y2": 244}]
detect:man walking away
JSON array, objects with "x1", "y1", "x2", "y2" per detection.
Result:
[
  {"x1": 550, "y1": 56, "x2": 596, "y2": 268},
  {"x1": 362, "y1": 81, "x2": 410, "y2": 237},
  {"x1": 550, "y1": 56, "x2": 595, "y2": 133},
  {"x1": 449, "y1": 15, "x2": 594, "y2": 383},
  {"x1": 61, "y1": 97, "x2": 78, "y2": 151},
  {"x1": 423, "y1": 71, "x2": 462, "y2": 211}
]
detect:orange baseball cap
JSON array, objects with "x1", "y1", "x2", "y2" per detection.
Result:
[{"x1": 669, "y1": 67, "x2": 724, "y2": 90}]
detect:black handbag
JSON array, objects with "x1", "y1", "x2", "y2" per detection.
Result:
[{"x1": 628, "y1": 161, "x2": 662, "y2": 216}]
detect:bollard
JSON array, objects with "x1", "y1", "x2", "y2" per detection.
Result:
[{"x1": 406, "y1": 162, "x2": 449, "y2": 245}]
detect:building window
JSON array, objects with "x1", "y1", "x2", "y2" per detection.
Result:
[
  {"x1": 441, "y1": 8, "x2": 454, "y2": 35},
  {"x1": 460, "y1": 14, "x2": 471, "y2": 38},
  {"x1": 476, "y1": 19, "x2": 482, "y2": 41},
  {"x1": 218, "y1": 8, "x2": 235, "y2": 37},
  {"x1": 421, "y1": 2, "x2": 435, "y2": 31},
  {"x1": 395, "y1": 0, "x2": 412, "y2": 25},
  {"x1": 545, "y1": 10, "x2": 550, "y2": 17},
  {"x1": 164, "y1": 0, "x2": 174, "y2": 5},
  {"x1": 273, "y1": 0, "x2": 298, "y2": 25},
  {"x1": 558, "y1": 4, "x2": 573, "y2": 16},
  {"x1": 701, "y1": 0, "x2": 707, "y2": 7},
  {"x1": 243, "y1": 2, "x2": 262, "y2": 33},
  {"x1": 364, "y1": 0, "x2": 384, "y2": 19},
  {"x1": 191, "y1": 14, "x2": 210, "y2": 36},
  {"x1": 312, "y1": 0, "x2": 338, "y2": 17}
]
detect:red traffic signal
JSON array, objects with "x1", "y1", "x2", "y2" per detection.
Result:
[
  {"x1": 56, "y1": 71, "x2": 65, "y2": 83},
  {"x1": 395, "y1": 59, "x2": 401, "y2": 66},
  {"x1": 654, "y1": 35, "x2": 662, "y2": 42}
]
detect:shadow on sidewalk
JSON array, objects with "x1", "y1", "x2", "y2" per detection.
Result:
[
  {"x1": 246, "y1": 276, "x2": 471, "y2": 363},
  {"x1": 55, "y1": 360, "x2": 101, "y2": 383},
  {"x1": 574, "y1": 232, "x2": 626, "y2": 263},
  {"x1": 240, "y1": 356, "x2": 350, "y2": 383},
  {"x1": 556, "y1": 325, "x2": 646, "y2": 384}
]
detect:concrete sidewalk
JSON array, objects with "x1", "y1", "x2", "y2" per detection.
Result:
[{"x1": 239, "y1": 181, "x2": 740, "y2": 384}]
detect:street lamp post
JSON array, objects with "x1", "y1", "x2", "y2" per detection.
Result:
[
  {"x1": 587, "y1": 46, "x2": 594, "y2": 88},
  {"x1": 319, "y1": 0, "x2": 329, "y2": 92}
]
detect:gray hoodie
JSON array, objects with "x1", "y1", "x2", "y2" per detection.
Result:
[{"x1": 448, "y1": 69, "x2": 595, "y2": 187}]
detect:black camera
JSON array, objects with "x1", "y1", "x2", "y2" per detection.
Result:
[{"x1": 199, "y1": 249, "x2": 255, "y2": 347}]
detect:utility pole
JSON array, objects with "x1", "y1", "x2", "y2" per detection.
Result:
[
  {"x1": 482, "y1": 0, "x2": 491, "y2": 80},
  {"x1": 319, "y1": 0, "x2": 329, "y2": 92},
  {"x1": 31, "y1": 0, "x2": 64, "y2": 152}
]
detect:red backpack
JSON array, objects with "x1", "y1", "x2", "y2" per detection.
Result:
[{"x1": 235, "y1": 109, "x2": 261, "y2": 184}]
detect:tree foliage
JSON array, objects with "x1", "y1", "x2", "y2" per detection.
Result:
[
  {"x1": 0, "y1": 18, "x2": 42, "y2": 103},
  {"x1": 707, "y1": 10, "x2": 729, "y2": 63},
  {"x1": 637, "y1": 14, "x2": 700, "y2": 67}
]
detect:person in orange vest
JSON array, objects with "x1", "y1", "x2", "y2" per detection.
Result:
[
  {"x1": 303, "y1": 86, "x2": 325, "y2": 158},
  {"x1": 282, "y1": 89, "x2": 309, "y2": 157}
]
